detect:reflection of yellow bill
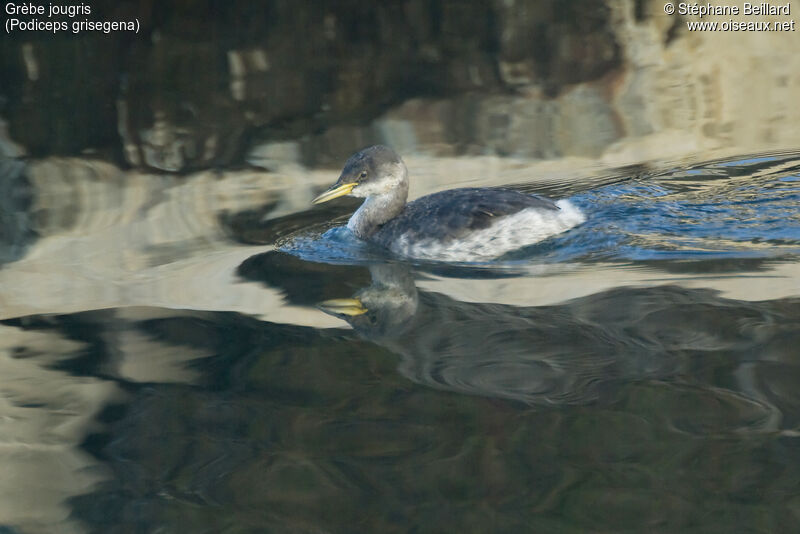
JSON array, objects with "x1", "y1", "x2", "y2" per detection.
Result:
[
  {"x1": 312, "y1": 182, "x2": 356, "y2": 204},
  {"x1": 318, "y1": 298, "x2": 368, "y2": 316}
]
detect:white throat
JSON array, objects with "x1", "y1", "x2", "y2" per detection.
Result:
[{"x1": 346, "y1": 163, "x2": 409, "y2": 239}]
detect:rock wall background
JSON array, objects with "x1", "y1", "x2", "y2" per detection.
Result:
[
  {"x1": 4, "y1": 0, "x2": 799, "y2": 173},
  {"x1": 0, "y1": 0, "x2": 800, "y2": 172},
  {"x1": 2, "y1": 0, "x2": 621, "y2": 171}
]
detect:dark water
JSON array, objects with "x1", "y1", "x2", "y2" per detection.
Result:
[{"x1": 2, "y1": 152, "x2": 800, "y2": 533}]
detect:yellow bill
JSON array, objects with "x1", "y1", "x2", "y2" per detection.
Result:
[
  {"x1": 312, "y1": 182, "x2": 357, "y2": 204},
  {"x1": 318, "y1": 298, "x2": 368, "y2": 316}
]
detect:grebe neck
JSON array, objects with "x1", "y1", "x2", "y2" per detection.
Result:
[{"x1": 347, "y1": 183, "x2": 408, "y2": 238}]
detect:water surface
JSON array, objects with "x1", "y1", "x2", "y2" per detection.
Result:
[{"x1": 1, "y1": 151, "x2": 799, "y2": 533}]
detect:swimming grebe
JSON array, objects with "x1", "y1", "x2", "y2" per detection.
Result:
[{"x1": 312, "y1": 145, "x2": 585, "y2": 261}]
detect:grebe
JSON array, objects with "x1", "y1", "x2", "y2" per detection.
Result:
[{"x1": 313, "y1": 145, "x2": 584, "y2": 261}]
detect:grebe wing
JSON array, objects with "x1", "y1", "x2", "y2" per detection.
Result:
[{"x1": 372, "y1": 187, "x2": 558, "y2": 244}]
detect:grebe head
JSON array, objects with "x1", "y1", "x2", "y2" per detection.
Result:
[{"x1": 312, "y1": 145, "x2": 408, "y2": 204}]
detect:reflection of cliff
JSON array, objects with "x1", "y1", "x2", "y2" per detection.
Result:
[
  {"x1": 0, "y1": 323, "x2": 119, "y2": 534},
  {"x1": 1, "y1": 248, "x2": 798, "y2": 532},
  {"x1": 0, "y1": 158, "x2": 340, "y2": 328},
  {"x1": 62, "y1": 279, "x2": 800, "y2": 533},
  {"x1": 0, "y1": 305, "x2": 246, "y2": 533}
]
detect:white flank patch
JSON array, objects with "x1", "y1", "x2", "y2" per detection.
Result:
[{"x1": 391, "y1": 199, "x2": 586, "y2": 262}]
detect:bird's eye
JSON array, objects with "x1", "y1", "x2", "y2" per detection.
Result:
[{"x1": 359, "y1": 171, "x2": 367, "y2": 179}]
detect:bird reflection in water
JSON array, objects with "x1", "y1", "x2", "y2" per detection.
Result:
[
  {"x1": 238, "y1": 250, "x2": 799, "y2": 427},
  {"x1": 318, "y1": 262, "x2": 677, "y2": 406}
]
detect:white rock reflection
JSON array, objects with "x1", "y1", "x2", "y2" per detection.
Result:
[
  {"x1": 0, "y1": 324, "x2": 121, "y2": 533},
  {"x1": 0, "y1": 158, "x2": 343, "y2": 329}
]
